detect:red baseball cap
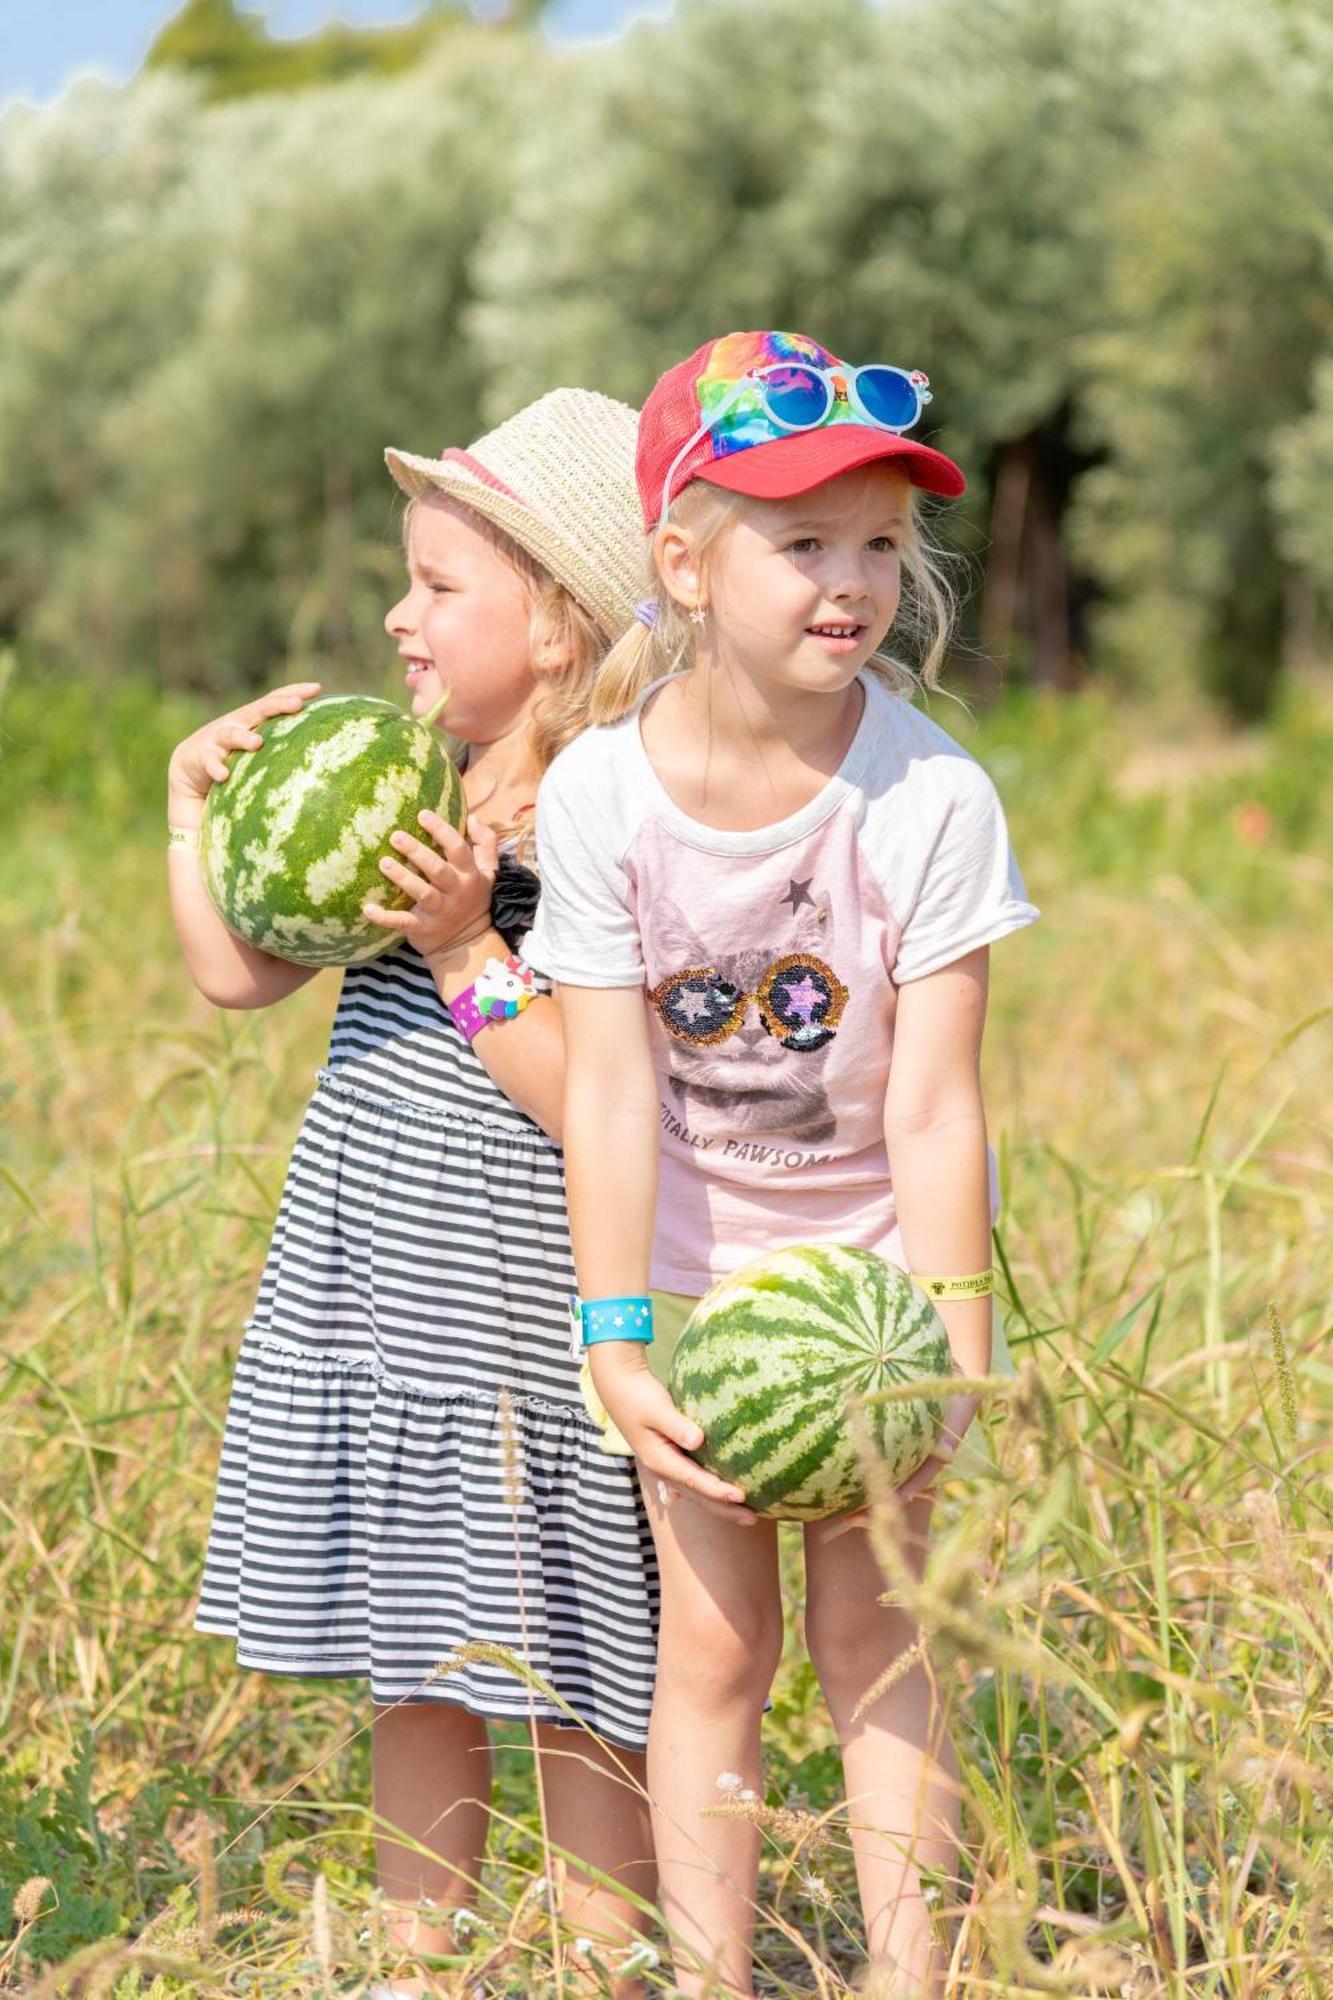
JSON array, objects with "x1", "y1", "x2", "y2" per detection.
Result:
[{"x1": 637, "y1": 329, "x2": 966, "y2": 529}]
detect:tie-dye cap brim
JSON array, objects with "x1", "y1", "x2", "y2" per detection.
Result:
[{"x1": 636, "y1": 329, "x2": 965, "y2": 528}]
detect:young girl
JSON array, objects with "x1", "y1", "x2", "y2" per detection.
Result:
[
  {"x1": 526, "y1": 331, "x2": 1040, "y2": 1997},
  {"x1": 167, "y1": 390, "x2": 659, "y2": 1992}
]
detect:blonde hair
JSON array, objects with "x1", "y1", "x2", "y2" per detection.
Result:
[
  {"x1": 402, "y1": 497, "x2": 606, "y2": 859},
  {"x1": 591, "y1": 479, "x2": 958, "y2": 726}
]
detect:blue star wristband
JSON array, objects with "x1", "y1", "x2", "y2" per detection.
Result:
[{"x1": 576, "y1": 1295, "x2": 655, "y2": 1347}]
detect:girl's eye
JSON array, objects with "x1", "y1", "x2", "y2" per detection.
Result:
[
  {"x1": 786, "y1": 538, "x2": 820, "y2": 555},
  {"x1": 868, "y1": 536, "x2": 900, "y2": 553}
]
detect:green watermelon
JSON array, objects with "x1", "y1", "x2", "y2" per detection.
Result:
[
  {"x1": 669, "y1": 1245, "x2": 952, "y2": 1519},
  {"x1": 199, "y1": 693, "x2": 466, "y2": 967}
]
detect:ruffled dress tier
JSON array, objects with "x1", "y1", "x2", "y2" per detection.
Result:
[{"x1": 196, "y1": 863, "x2": 660, "y2": 1748}]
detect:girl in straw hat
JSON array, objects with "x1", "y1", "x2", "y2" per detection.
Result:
[{"x1": 167, "y1": 390, "x2": 658, "y2": 1993}]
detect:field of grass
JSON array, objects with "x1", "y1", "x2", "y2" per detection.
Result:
[{"x1": 2, "y1": 656, "x2": 1331, "y2": 1996}]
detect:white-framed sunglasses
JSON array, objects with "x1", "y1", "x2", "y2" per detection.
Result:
[{"x1": 658, "y1": 360, "x2": 932, "y2": 529}]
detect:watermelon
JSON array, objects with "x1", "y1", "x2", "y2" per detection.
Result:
[
  {"x1": 669, "y1": 1245, "x2": 952, "y2": 1520},
  {"x1": 199, "y1": 693, "x2": 466, "y2": 967}
]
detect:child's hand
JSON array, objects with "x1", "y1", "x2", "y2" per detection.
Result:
[
  {"x1": 894, "y1": 1389, "x2": 981, "y2": 1502},
  {"x1": 167, "y1": 682, "x2": 322, "y2": 821},
  {"x1": 363, "y1": 811, "x2": 500, "y2": 967},
  {"x1": 600, "y1": 1366, "x2": 757, "y2": 1523}
]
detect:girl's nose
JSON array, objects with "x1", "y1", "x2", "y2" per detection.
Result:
[
  {"x1": 384, "y1": 594, "x2": 412, "y2": 638},
  {"x1": 828, "y1": 564, "x2": 873, "y2": 606}
]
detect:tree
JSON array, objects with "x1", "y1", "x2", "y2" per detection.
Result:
[
  {"x1": 145, "y1": 0, "x2": 490, "y2": 101},
  {"x1": 473, "y1": 0, "x2": 1174, "y2": 691},
  {"x1": 1070, "y1": 0, "x2": 1333, "y2": 717},
  {"x1": 0, "y1": 41, "x2": 532, "y2": 687}
]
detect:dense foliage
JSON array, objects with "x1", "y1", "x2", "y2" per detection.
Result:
[{"x1": 2, "y1": 0, "x2": 1331, "y2": 713}]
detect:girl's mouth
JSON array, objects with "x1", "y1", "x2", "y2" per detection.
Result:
[
  {"x1": 403, "y1": 659, "x2": 435, "y2": 688},
  {"x1": 805, "y1": 622, "x2": 866, "y2": 655}
]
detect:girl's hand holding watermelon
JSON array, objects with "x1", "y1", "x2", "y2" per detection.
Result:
[
  {"x1": 594, "y1": 1360, "x2": 758, "y2": 1523},
  {"x1": 167, "y1": 682, "x2": 323, "y2": 825},
  {"x1": 363, "y1": 808, "x2": 500, "y2": 968},
  {"x1": 894, "y1": 1387, "x2": 981, "y2": 1502},
  {"x1": 167, "y1": 682, "x2": 326, "y2": 1009}
]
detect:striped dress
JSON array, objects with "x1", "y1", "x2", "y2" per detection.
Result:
[{"x1": 196, "y1": 861, "x2": 661, "y2": 1749}]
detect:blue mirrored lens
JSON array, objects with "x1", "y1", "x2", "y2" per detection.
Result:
[
  {"x1": 853, "y1": 367, "x2": 920, "y2": 429},
  {"x1": 761, "y1": 366, "x2": 830, "y2": 428}
]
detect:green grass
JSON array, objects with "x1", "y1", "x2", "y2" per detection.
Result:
[{"x1": 2, "y1": 655, "x2": 1331, "y2": 1995}]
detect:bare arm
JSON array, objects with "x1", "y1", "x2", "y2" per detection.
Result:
[
  {"x1": 560, "y1": 983, "x2": 749, "y2": 1510},
  {"x1": 166, "y1": 684, "x2": 323, "y2": 1010},
  {"x1": 363, "y1": 812, "x2": 566, "y2": 1136},
  {"x1": 433, "y1": 932, "x2": 565, "y2": 1137},
  {"x1": 883, "y1": 945, "x2": 995, "y2": 1491}
]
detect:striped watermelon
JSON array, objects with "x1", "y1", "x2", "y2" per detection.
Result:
[
  {"x1": 669, "y1": 1245, "x2": 952, "y2": 1519},
  {"x1": 199, "y1": 693, "x2": 466, "y2": 967}
]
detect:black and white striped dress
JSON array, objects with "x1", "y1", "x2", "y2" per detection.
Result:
[{"x1": 196, "y1": 862, "x2": 660, "y2": 1749}]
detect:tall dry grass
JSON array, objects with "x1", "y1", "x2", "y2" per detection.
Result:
[{"x1": 1, "y1": 661, "x2": 1330, "y2": 1994}]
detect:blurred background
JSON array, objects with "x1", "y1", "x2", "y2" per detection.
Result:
[
  {"x1": 2, "y1": 0, "x2": 1332, "y2": 717},
  {"x1": 2, "y1": 4, "x2": 1331, "y2": 1992}
]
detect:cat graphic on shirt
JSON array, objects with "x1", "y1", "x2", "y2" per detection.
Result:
[{"x1": 647, "y1": 893, "x2": 842, "y2": 1146}]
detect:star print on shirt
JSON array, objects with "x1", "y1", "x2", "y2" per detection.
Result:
[
  {"x1": 674, "y1": 987, "x2": 712, "y2": 1023},
  {"x1": 780, "y1": 974, "x2": 824, "y2": 1024},
  {"x1": 782, "y1": 877, "x2": 815, "y2": 912}
]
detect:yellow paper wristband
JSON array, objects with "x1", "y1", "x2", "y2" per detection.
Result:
[
  {"x1": 167, "y1": 826, "x2": 200, "y2": 851},
  {"x1": 913, "y1": 1269, "x2": 995, "y2": 1301}
]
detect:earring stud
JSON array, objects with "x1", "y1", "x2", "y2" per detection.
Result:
[{"x1": 689, "y1": 604, "x2": 707, "y2": 627}]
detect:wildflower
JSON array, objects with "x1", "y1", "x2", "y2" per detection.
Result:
[
  {"x1": 1233, "y1": 800, "x2": 1271, "y2": 845},
  {"x1": 800, "y1": 1870, "x2": 832, "y2": 1906},
  {"x1": 739, "y1": 1787, "x2": 758, "y2": 1803},
  {"x1": 618, "y1": 1941, "x2": 661, "y2": 1972},
  {"x1": 574, "y1": 1937, "x2": 594, "y2": 1957},
  {"x1": 715, "y1": 1771, "x2": 743, "y2": 1795}
]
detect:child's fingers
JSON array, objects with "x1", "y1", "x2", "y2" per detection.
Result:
[
  {"x1": 651, "y1": 1477, "x2": 759, "y2": 1526},
  {"x1": 377, "y1": 856, "x2": 430, "y2": 901},
  {"x1": 239, "y1": 684, "x2": 320, "y2": 728},
  {"x1": 640, "y1": 1433, "x2": 748, "y2": 1509},
  {"x1": 361, "y1": 902, "x2": 415, "y2": 932},
  {"x1": 895, "y1": 1454, "x2": 947, "y2": 1502},
  {"x1": 218, "y1": 723, "x2": 264, "y2": 753},
  {"x1": 389, "y1": 829, "x2": 453, "y2": 880},
  {"x1": 206, "y1": 755, "x2": 231, "y2": 783},
  {"x1": 466, "y1": 816, "x2": 500, "y2": 879},
  {"x1": 418, "y1": 810, "x2": 468, "y2": 860}
]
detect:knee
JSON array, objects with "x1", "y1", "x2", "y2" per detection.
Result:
[
  {"x1": 659, "y1": 1595, "x2": 784, "y2": 1708},
  {"x1": 805, "y1": 1593, "x2": 919, "y2": 1713}
]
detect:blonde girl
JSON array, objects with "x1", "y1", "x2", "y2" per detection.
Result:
[
  {"x1": 167, "y1": 392, "x2": 658, "y2": 1995},
  {"x1": 526, "y1": 332, "x2": 1039, "y2": 1996}
]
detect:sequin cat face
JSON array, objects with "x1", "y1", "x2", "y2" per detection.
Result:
[
  {"x1": 652, "y1": 951, "x2": 847, "y2": 1054},
  {"x1": 646, "y1": 886, "x2": 843, "y2": 1144}
]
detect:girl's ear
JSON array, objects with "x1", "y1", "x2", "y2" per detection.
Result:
[
  {"x1": 655, "y1": 522, "x2": 702, "y2": 613},
  {"x1": 532, "y1": 627, "x2": 567, "y2": 678}
]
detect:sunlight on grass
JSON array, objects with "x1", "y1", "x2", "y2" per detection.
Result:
[{"x1": 2, "y1": 671, "x2": 1330, "y2": 1994}]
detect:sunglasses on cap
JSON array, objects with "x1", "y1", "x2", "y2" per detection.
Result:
[{"x1": 658, "y1": 360, "x2": 933, "y2": 529}]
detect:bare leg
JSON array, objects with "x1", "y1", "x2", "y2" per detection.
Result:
[
  {"x1": 805, "y1": 1497, "x2": 956, "y2": 1997},
  {"x1": 371, "y1": 1699, "x2": 492, "y2": 1990},
  {"x1": 641, "y1": 1475, "x2": 783, "y2": 1999},
  {"x1": 537, "y1": 1726, "x2": 655, "y2": 1997}
]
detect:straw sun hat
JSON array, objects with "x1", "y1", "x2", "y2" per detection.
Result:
[{"x1": 385, "y1": 389, "x2": 646, "y2": 641}]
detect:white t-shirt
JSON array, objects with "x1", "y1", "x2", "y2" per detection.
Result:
[{"x1": 526, "y1": 671, "x2": 1039, "y2": 1293}]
